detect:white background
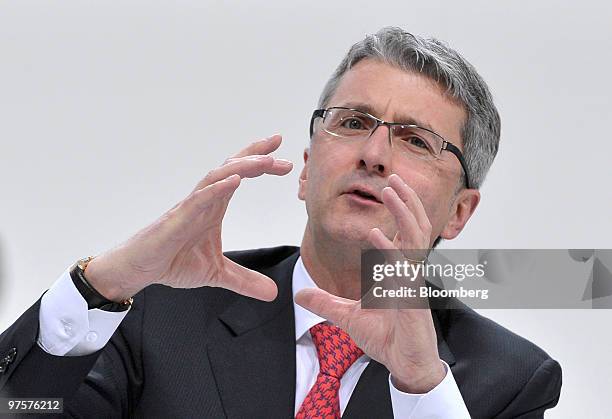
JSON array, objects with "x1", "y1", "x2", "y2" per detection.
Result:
[{"x1": 1, "y1": 1, "x2": 610, "y2": 417}]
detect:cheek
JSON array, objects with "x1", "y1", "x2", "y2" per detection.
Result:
[
  {"x1": 302, "y1": 162, "x2": 332, "y2": 206},
  {"x1": 314, "y1": 144, "x2": 348, "y2": 169},
  {"x1": 306, "y1": 142, "x2": 351, "y2": 189},
  {"x1": 395, "y1": 164, "x2": 434, "y2": 204},
  {"x1": 399, "y1": 172, "x2": 452, "y2": 225},
  {"x1": 399, "y1": 160, "x2": 457, "y2": 199},
  {"x1": 421, "y1": 186, "x2": 456, "y2": 234}
]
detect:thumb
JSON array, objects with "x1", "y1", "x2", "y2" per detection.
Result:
[
  {"x1": 294, "y1": 288, "x2": 356, "y2": 327},
  {"x1": 222, "y1": 258, "x2": 278, "y2": 301}
]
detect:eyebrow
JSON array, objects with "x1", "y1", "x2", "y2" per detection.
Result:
[{"x1": 337, "y1": 101, "x2": 437, "y2": 133}]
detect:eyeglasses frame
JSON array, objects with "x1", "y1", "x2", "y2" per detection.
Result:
[{"x1": 309, "y1": 107, "x2": 472, "y2": 189}]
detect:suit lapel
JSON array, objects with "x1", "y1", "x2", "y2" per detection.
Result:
[
  {"x1": 342, "y1": 360, "x2": 393, "y2": 419},
  {"x1": 207, "y1": 250, "x2": 299, "y2": 419}
]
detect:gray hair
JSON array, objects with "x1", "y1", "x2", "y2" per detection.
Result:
[{"x1": 317, "y1": 27, "x2": 501, "y2": 190}]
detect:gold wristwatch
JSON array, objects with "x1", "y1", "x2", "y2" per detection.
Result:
[{"x1": 70, "y1": 256, "x2": 133, "y2": 312}]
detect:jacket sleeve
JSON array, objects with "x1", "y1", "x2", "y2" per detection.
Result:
[
  {"x1": 495, "y1": 358, "x2": 562, "y2": 419},
  {"x1": 0, "y1": 292, "x2": 145, "y2": 418}
]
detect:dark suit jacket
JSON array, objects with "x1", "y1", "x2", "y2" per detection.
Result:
[{"x1": 0, "y1": 246, "x2": 561, "y2": 418}]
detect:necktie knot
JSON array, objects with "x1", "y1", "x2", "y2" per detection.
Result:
[{"x1": 309, "y1": 323, "x2": 363, "y2": 379}]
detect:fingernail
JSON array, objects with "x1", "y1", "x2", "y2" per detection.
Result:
[
  {"x1": 267, "y1": 133, "x2": 281, "y2": 140},
  {"x1": 277, "y1": 159, "x2": 293, "y2": 166}
]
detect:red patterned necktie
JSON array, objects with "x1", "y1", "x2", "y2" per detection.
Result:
[{"x1": 296, "y1": 323, "x2": 364, "y2": 419}]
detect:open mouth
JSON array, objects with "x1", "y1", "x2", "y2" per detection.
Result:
[{"x1": 347, "y1": 188, "x2": 382, "y2": 204}]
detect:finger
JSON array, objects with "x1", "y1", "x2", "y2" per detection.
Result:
[
  {"x1": 193, "y1": 155, "x2": 293, "y2": 192},
  {"x1": 294, "y1": 288, "x2": 357, "y2": 328},
  {"x1": 368, "y1": 227, "x2": 426, "y2": 269},
  {"x1": 368, "y1": 227, "x2": 408, "y2": 267},
  {"x1": 381, "y1": 187, "x2": 424, "y2": 245},
  {"x1": 155, "y1": 174, "x2": 241, "y2": 246},
  {"x1": 365, "y1": 228, "x2": 425, "y2": 309},
  {"x1": 388, "y1": 174, "x2": 432, "y2": 234},
  {"x1": 269, "y1": 158, "x2": 294, "y2": 175},
  {"x1": 224, "y1": 156, "x2": 293, "y2": 177},
  {"x1": 180, "y1": 174, "x2": 242, "y2": 222},
  {"x1": 221, "y1": 258, "x2": 279, "y2": 301},
  {"x1": 368, "y1": 227, "x2": 395, "y2": 250},
  {"x1": 362, "y1": 230, "x2": 395, "y2": 307},
  {"x1": 231, "y1": 134, "x2": 283, "y2": 159}
]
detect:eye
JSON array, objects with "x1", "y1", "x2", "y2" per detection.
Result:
[
  {"x1": 393, "y1": 125, "x2": 434, "y2": 153},
  {"x1": 405, "y1": 136, "x2": 429, "y2": 149},
  {"x1": 341, "y1": 117, "x2": 366, "y2": 130}
]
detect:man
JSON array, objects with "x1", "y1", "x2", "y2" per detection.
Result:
[{"x1": 0, "y1": 27, "x2": 561, "y2": 418}]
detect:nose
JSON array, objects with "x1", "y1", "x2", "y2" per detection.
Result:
[{"x1": 357, "y1": 124, "x2": 392, "y2": 176}]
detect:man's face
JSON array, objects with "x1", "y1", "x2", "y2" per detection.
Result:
[{"x1": 298, "y1": 59, "x2": 480, "y2": 247}]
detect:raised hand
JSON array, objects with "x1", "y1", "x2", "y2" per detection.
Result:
[
  {"x1": 295, "y1": 173, "x2": 446, "y2": 393},
  {"x1": 85, "y1": 134, "x2": 293, "y2": 302}
]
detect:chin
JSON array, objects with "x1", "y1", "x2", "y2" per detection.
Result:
[
  {"x1": 322, "y1": 216, "x2": 378, "y2": 247},
  {"x1": 309, "y1": 200, "x2": 394, "y2": 247}
]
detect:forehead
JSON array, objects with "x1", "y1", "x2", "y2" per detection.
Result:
[{"x1": 327, "y1": 59, "x2": 467, "y2": 147}]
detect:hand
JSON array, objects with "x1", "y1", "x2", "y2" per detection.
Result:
[
  {"x1": 295, "y1": 174, "x2": 445, "y2": 394},
  {"x1": 85, "y1": 134, "x2": 293, "y2": 302}
]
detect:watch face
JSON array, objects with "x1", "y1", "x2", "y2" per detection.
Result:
[{"x1": 77, "y1": 256, "x2": 94, "y2": 271}]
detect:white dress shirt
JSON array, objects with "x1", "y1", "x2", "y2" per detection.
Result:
[{"x1": 37, "y1": 257, "x2": 470, "y2": 418}]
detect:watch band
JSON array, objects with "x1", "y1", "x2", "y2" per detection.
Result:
[{"x1": 70, "y1": 257, "x2": 133, "y2": 312}]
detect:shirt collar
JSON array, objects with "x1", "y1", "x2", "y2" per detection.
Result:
[{"x1": 292, "y1": 256, "x2": 326, "y2": 342}]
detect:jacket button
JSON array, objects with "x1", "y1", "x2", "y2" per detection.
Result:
[
  {"x1": 0, "y1": 348, "x2": 17, "y2": 373},
  {"x1": 6, "y1": 348, "x2": 17, "y2": 362}
]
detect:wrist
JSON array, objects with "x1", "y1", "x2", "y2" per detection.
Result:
[
  {"x1": 84, "y1": 256, "x2": 141, "y2": 303},
  {"x1": 390, "y1": 360, "x2": 446, "y2": 394}
]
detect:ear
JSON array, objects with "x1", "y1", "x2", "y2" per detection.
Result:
[
  {"x1": 297, "y1": 148, "x2": 310, "y2": 201},
  {"x1": 439, "y1": 189, "x2": 480, "y2": 240}
]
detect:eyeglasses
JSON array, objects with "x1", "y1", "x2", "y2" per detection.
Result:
[{"x1": 310, "y1": 107, "x2": 472, "y2": 189}]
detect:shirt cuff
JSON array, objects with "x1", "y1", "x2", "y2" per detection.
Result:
[
  {"x1": 388, "y1": 361, "x2": 470, "y2": 419},
  {"x1": 38, "y1": 267, "x2": 130, "y2": 356}
]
